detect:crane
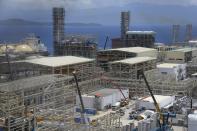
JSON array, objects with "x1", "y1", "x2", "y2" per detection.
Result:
[
  {"x1": 72, "y1": 71, "x2": 88, "y2": 124},
  {"x1": 104, "y1": 36, "x2": 109, "y2": 50},
  {"x1": 101, "y1": 76, "x2": 129, "y2": 107},
  {"x1": 139, "y1": 71, "x2": 176, "y2": 131}
]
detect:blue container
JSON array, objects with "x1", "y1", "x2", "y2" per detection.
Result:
[
  {"x1": 85, "y1": 108, "x2": 97, "y2": 115},
  {"x1": 76, "y1": 108, "x2": 81, "y2": 113},
  {"x1": 74, "y1": 117, "x2": 81, "y2": 123},
  {"x1": 75, "y1": 108, "x2": 97, "y2": 115},
  {"x1": 0, "y1": 127, "x2": 4, "y2": 131},
  {"x1": 74, "y1": 117, "x2": 90, "y2": 123}
]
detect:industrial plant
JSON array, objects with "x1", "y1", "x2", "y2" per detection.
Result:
[{"x1": 1, "y1": 6, "x2": 197, "y2": 131}]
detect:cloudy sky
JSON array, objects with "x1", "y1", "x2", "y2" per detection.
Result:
[{"x1": 0, "y1": 0, "x2": 197, "y2": 25}]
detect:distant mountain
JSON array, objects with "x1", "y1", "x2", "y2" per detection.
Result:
[{"x1": 0, "y1": 18, "x2": 102, "y2": 26}]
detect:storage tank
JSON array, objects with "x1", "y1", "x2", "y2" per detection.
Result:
[{"x1": 15, "y1": 44, "x2": 34, "y2": 53}]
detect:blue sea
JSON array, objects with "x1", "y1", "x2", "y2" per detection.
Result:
[{"x1": 0, "y1": 25, "x2": 196, "y2": 54}]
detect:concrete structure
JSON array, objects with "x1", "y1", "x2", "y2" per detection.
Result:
[
  {"x1": 165, "y1": 48, "x2": 197, "y2": 63},
  {"x1": 76, "y1": 88, "x2": 129, "y2": 110},
  {"x1": 172, "y1": 25, "x2": 180, "y2": 44},
  {"x1": 112, "y1": 31, "x2": 156, "y2": 48},
  {"x1": 185, "y1": 24, "x2": 193, "y2": 42},
  {"x1": 137, "y1": 95, "x2": 175, "y2": 110},
  {"x1": 53, "y1": 8, "x2": 97, "y2": 58},
  {"x1": 121, "y1": 11, "x2": 130, "y2": 40},
  {"x1": 157, "y1": 63, "x2": 187, "y2": 81},
  {"x1": 97, "y1": 47, "x2": 157, "y2": 70},
  {"x1": 53, "y1": 7, "x2": 65, "y2": 55}
]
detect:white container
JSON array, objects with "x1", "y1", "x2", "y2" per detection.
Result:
[{"x1": 188, "y1": 114, "x2": 197, "y2": 131}]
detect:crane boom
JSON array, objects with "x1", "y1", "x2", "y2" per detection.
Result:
[
  {"x1": 104, "y1": 36, "x2": 109, "y2": 50},
  {"x1": 140, "y1": 71, "x2": 161, "y2": 113},
  {"x1": 73, "y1": 71, "x2": 86, "y2": 123}
]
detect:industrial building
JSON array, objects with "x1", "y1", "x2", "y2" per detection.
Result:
[
  {"x1": 157, "y1": 63, "x2": 187, "y2": 81},
  {"x1": 109, "y1": 57, "x2": 156, "y2": 79},
  {"x1": 155, "y1": 45, "x2": 178, "y2": 62},
  {"x1": 172, "y1": 25, "x2": 180, "y2": 44},
  {"x1": 60, "y1": 35, "x2": 97, "y2": 58},
  {"x1": 112, "y1": 11, "x2": 156, "y2": 49},
  {"x1": 53, "y1": 7, "x2": 65, "y2": 56},
  {"x1": 97, "y1": 47, "x2": 157, "y2": 70},
  {"x1": 0, "y1": 56, "x2": 97, "y2": 83},
  {"x1": 165, "y1": 48, "x2": 197, "y2": 63},
  {"x1": 53, "y1": 7, "x2": 97, "y2": 58},
  {"x1": 76, "y1": 88, "x2": 129, "y2": 110},
  {"x1": 121, "y1": 11, "x2": 130, "y2": 40},
  {"x1": 112, "y1": 31, "x2": 156, "y2": 48}
]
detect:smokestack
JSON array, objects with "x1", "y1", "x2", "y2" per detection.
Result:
[
  {"x1": 53, "y1": 7, "x2": 65, "y2": 55},
  {"x1": 121, "y1": 11, "x2": 130, "y2": 40},
  {"x1": 172, "y1": 25, "x2": 180, "y2": 44},
  {"x1": 185, "y1": 24, "x2": 192, "y2": 42}
]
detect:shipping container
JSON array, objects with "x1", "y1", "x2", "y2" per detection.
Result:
[{"x1": 75, "y1": 107, "x2": 97, "y2": 115}]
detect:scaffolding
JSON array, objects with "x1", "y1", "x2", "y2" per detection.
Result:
[
  {"x1": 102, "y1": 68, "x2": 197, "y2": 97},
  {"x1": 0, "y1": 74, "x2": 74, "y2": 131},
  {"x1": 60, "y1": 35, "x2": 97, "y2": 58},
  {"x1": 53, "y1": 7, "x2": 65, "y2": 56}
]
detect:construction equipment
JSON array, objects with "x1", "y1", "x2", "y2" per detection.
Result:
[
  {"x1": 104, "y1": 36, "x2": 109, "y2": 50},
  {"x1": 101, "y1": 77, "x2": 129, "y2": 107},
  {"x1": 73, "y1": 71, "x2": 87, "y2": 124},
  {"x1": 139, "y1": 71, "x2": 176, "y2": 130}
]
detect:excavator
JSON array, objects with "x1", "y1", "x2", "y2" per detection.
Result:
[{"x1": 139, "y1": 71, "x2": 176, "y2": 131}]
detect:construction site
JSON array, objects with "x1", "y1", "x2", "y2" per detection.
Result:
[
  {"x1": 1, "y1": 6, "x2": 197, "y2": 131},
  {"x1": 53, "y1": 8, "x2": 97, "y2": 58}
]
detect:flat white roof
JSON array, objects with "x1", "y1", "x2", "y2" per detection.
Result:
[
  {"x1": 106, "y1": 47, "x2": 157, "y2": 53},
  {"x1": 192, "y1": 72, "x2": 197, "y2": 76},
  {"x1": 111, "y1": 57, "x2": 156, "y2": 65},
  {"x1": 24, "y1": 56, "x2": 94, "y2": 67},
  {"x1": 126, "y1": 31, "x2": 156, "y2": 35},
  {"x1": 173, "y1": 48, "x2": 197, "y2": 53},
  {"x1": 157, "y1": 63, "x2": 182, "y2": 68},
  {"x1": 141, "y1": 95, "x2": 172, "y2": 103},
  {"x1": 189, "y1": 40, "x2": 197, "y2": 43}
]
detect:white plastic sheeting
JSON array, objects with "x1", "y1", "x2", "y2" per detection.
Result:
[{"x1": 137, "y1": 95, "x2": 175, "y2": 110}]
